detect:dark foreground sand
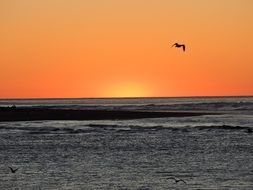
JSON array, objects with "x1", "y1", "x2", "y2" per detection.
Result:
[{"x1": 0, "y1": 107, "x2": 218, "y2": 122}]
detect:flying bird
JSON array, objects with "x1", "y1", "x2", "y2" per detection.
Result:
[
  {"x1": 247, "y1": 128, "x2": 252, "y2": 133},
  {"x1": 171, "y1": 43, "x2": 186, "y2": 51},
  {"x1": 8, "y1": 166, "x2": 19, "y2": 173},
  {"x1": 167, "y1": 177, "x2": 187, "y2": 184}
]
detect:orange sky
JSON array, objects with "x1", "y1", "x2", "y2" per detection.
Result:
[{"x1": 1, "y1": 0, "x2": 253, "y2": 98}]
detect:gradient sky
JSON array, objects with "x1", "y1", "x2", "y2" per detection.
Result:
[{"x1": 1, "y1": 0, "x2": 253, "y2": 98}]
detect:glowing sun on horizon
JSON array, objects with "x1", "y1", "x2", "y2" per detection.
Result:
[{"x1": 101, "y1": 82, "x2": 152, "y2": 98}]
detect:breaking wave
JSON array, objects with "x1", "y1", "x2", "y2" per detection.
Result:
[{"x1": 0, "y1": 123, "x2": 252, "y2": 135}]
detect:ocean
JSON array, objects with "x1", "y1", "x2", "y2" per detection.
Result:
[{"x1": 0, "y1": 97, "x2": 253, "y2": 189}]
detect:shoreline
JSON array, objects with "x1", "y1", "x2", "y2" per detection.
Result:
[{"x1": 0, "y1": 107, "x2": 218, "y2": 122}]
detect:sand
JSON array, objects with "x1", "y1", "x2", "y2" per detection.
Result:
[{"x1": 0, "y1": 107, "x2": 218, "y2": 122}]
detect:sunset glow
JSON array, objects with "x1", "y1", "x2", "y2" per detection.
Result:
[
  {"x1": 1, "y1": 0, "x2": 253, "y2": 98},
  {"x1": 101, "y1": 82, "x2": 153, "y2": 98}
]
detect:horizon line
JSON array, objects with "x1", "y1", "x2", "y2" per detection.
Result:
[{"x1": 0, "y1": 95, "x2": 253, "y2": 101}]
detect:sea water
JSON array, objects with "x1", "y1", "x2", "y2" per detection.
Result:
[{"x1": 0, "y1": 97, "x2": 252, "y2": 189}]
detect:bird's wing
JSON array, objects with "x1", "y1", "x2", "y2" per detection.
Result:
[
  {"x1": 8, "y1": 167, "x2": 13, "y2": 171},
  {"x1": 167, "y1": 177, "x2": 176, "y2": 179},
  {"x1": 182, "y1": 45, "x2": 185, "y2": 51},
  {"x1": 171, "y1": 43, "x2": 176, "y2": 47},
  {"x1": 14, "y1": 168, "x2": 18, "y2": 172},
  {"x1": 179, "y1": 179, "x2": 187, "y2": 184}
]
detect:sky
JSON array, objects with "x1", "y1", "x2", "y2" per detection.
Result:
[{"x1": 0, "y1": 0, "x2": 253, "y2": 98}]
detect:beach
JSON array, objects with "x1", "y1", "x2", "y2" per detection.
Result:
[{"x1": 0, "y1": 106, "x2": 217, "y2": 122}]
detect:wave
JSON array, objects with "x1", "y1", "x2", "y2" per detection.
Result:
[
  {"x1": 141, "y1": 102, "x2": 253, "y2": 112},
  {"x1": 0, "y1": 123, "x2": 252, "y2": 135},
  {"x1": 89, "y1": 124, "x2": 253, "y2": 132}
]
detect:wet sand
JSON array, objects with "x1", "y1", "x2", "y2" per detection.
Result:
[{"x1": 0, "y1": 107, "x2": 217, "y2": 122}]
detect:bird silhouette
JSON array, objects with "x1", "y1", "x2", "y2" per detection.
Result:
[
  {"x1": 167, "y1": 177, "x2": 187, "y2": 184},
  {"x1": 172, "y1": 43, "x2": 186, "y2": 51},
  {"x1": 8, "y1": 166, "x2": 19, "y2": 173},
  {"x1": 247, "y1": 128, "x2": 252, "y2": 133}
]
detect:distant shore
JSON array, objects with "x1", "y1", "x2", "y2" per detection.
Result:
[{"x1": 0, "y1": 107, "x2": 219, "y2": 122}]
